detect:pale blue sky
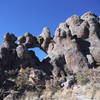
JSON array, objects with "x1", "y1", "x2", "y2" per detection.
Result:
[{"x1": 0, "y1": 0, "x2": 100, "y2": 60}]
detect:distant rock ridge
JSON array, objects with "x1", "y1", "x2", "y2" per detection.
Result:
[{"x1": 0, "y1": 11, "x2": 100, "y2": 100}]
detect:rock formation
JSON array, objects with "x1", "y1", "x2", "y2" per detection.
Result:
[{"x1": 0, "y1": 12, "x2": 100, "y2": 100}]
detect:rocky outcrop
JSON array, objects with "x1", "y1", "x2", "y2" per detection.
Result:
[{"x1": 0, "y1": 12, "x2": 100, "y2": 100}]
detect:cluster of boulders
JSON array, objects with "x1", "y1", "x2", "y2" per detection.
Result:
[
  {"x1": 42, "y1": 12, "x2": 100, "y2": 78},
  {"x1": 0, "y1": 12, "x2": 100, "y2": 100}
]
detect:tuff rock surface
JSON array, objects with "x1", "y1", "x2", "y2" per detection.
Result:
[{"x1": 0, "y1": 12, "x2": 100, "y2": 100}]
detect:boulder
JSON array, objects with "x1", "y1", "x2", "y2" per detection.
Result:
[{"x1": 39, "y1": 27, "x2": 51, "y2": 52}]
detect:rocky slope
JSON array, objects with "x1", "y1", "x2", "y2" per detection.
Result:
[{"x1": 0, "y1": 12, "x2": 100, "y2": 100}]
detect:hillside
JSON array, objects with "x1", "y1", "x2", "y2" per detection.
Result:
[{"x1": 0, "y1": 12, "x2": 100, "y2": 100}]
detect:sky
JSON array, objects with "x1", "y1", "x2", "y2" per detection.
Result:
[{"x1": 0, "y1": 0, "x2": 100, "y2": 60}]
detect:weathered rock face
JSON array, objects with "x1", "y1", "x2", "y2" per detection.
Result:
[
  {"x1": 0, "y1": 33, "x2": 18, "y2": 70},
  {"x1": 80, "y1": 12, "x2": 100, "y2": 63},
  {"x1": 0, "y1": 12, "x2": 100, "y2": 100},
  {"x1": 47, "y1": 22, "x2": 89, "y2": 75}
]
